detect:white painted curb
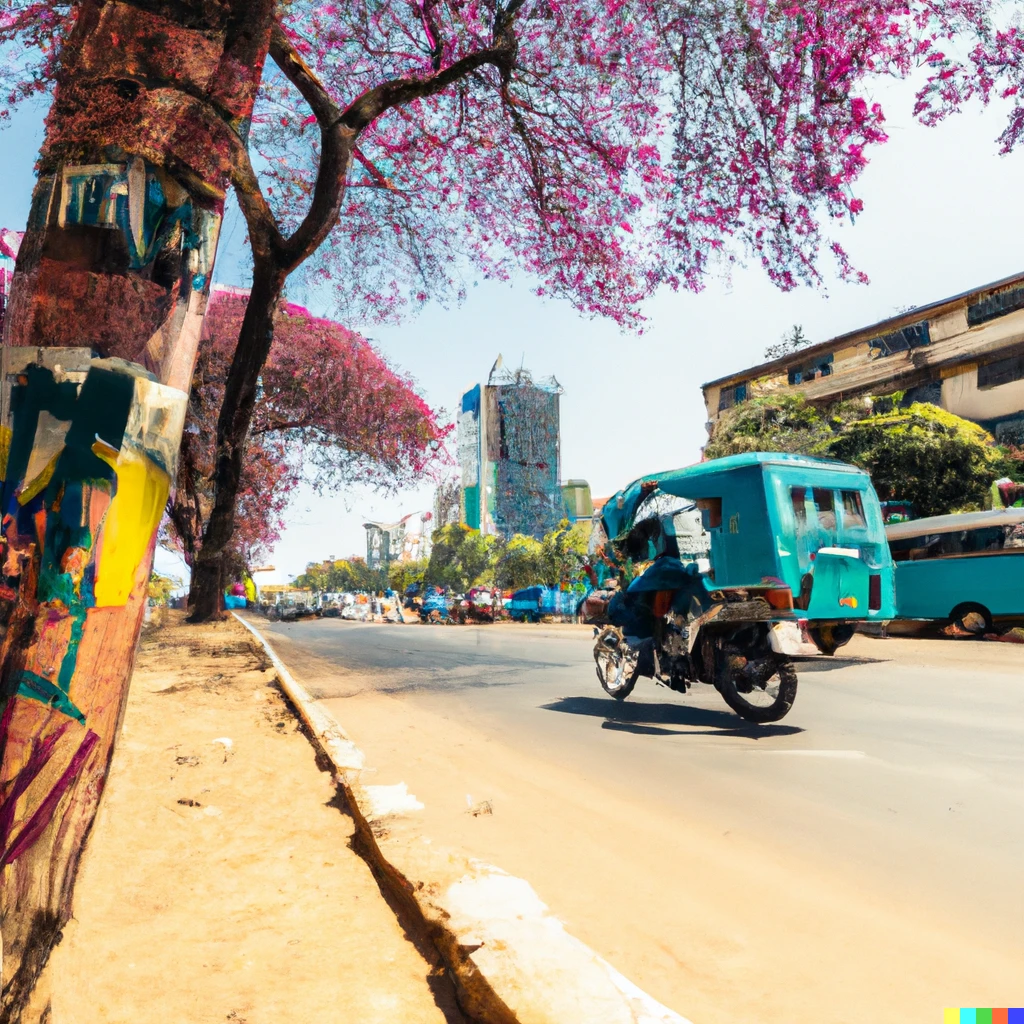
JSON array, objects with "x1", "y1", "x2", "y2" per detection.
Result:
[{"x1": 234, "y1": 612, "x2": 693, "y2": 1024}]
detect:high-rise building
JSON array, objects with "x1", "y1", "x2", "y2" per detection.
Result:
[{"x1": 458, "y1": 360, "x2": 564, "y2": 539}]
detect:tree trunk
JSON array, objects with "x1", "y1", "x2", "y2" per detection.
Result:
[
  {"x1": 187, "y1": 259, "x2": 286, "y2": 621},
  {"x1": 0, "y1": 2, "x2": 274, "y2": 1017},
  {"x1": 187, "y1": 261, "x2": 286, "y2": 620}
]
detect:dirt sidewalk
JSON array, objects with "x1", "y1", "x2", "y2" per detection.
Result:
[{"x1": 47, "y1": 612, "x2": 459, "y2": 1024}]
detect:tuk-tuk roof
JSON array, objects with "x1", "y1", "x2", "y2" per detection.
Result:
[{"x1": 602, "y1": 452, "x2": 868, "y2": 540}]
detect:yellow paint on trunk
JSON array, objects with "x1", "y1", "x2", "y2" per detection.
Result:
[{"x1": 92, "y1": 441, "x2": 170, "y2": 607}]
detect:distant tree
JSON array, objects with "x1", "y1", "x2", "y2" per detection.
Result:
[
  {"x1": 540, "y1": 520, "x2": 591, "y2": 586},
  {"x1": 146, "y1": 572, "x2": 181, "y2": 607},
  {"x1": 704, "y1": 394, "x2": 860, "y2": 459},
  {"x1": 494, "y1": 535, "x2": 544, "y2": 590},
  {"x1": 388, "y1": 558, "x2": 429, "y2": 594},
  {"x1": 827, "y1": 405, "x2": 1007, "y2": 516},
  {"x1": 425, "y1": 524, "x2": 496, "y2": 592},
  {"x1": 707, "y1": 395, "x2": 1007, "y2": 517},
  {"x1": 764, "y1": 324, "x2": 812, "y2": 361},
  {"x1": 294, "y1": 556, "x2": 384, "y2": 593}
]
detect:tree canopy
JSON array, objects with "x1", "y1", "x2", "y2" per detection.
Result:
[{"x1": 4, "y1": 2, "x2": 1023, "y2": 328}]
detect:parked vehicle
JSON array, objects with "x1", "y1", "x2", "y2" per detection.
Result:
[
  {"x1": 418, "y1": 587, "x2": 453, "y2": 623},
  {"x1": 886, "y1": 508, "x2": 1024, "y2": 634},
  {"x1": 585, "y1": 453, "x2": 895, "y2": 723},
  {"x1": 507, "y1": 585, "x2": 544, "y2": 623}
]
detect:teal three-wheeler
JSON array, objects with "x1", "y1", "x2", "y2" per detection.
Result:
[{"x1": 585, "y1": 453, "x2": 895, "y2": 723}]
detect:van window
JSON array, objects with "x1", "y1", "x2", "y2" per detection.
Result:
[
  {"x1": 841, "y1": 491, "x2": 866, "y2": 529},
  {"x1": 891, "y1": 525, "x2": 1024, "y2": 561}
]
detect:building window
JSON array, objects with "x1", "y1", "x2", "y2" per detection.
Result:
[
  {"x1": 967, "y1": 286, "x2": 1024, "y2": 328},
  {"x1": 869, "y1": 321, "x2": 931, "y2": 357},
  {"x1": 978, "y1": 354, "x2": 1024, "y2": 390},
  {"x1": 717, "y1": 383, "x2": 747, "y2": 412},
  {"x1": 788, "y1": 353, "x2": 833, "y2": 386}
]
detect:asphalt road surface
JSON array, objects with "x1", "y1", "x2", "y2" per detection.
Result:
[{"x1": 256, "y1": 617, "x2": 1024, "y2": 1023}]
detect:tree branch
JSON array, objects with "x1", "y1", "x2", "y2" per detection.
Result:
[
  {"x1": 269, "y1": 23, "x2": 354, "y2": 269},
  {"x1": 340, "y1": 40, "x2": 518, "y2": 135}
]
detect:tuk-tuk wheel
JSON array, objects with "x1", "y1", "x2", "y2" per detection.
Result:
[
  {"x1": 594, "y1": 627, "x2": 640, "y2": 700},
  {"x1": 808, "y1": 623, "x2": 855, "y2": 656}
]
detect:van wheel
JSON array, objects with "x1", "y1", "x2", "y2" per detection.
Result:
[{"x1": 948, "y1": 603, "x2": 992, "y2": 636}]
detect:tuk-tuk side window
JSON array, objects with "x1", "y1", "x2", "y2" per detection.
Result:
[
  {"x1": 696, "y1": 497, "x2": 722, "y2": 529},
  {"x1": 841, "y1": 490, "x2": 866, "y2": 529},
  {"x1": 812, "y1": 488, "x2": 836, "y2": 530},
  {"x1": 791, "y1": 487, "x2": 808, "y2": 522}
]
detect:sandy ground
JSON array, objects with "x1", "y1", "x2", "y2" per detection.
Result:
[
  {"x1": 47, "y1": 612, "x2": 458, "y2": 1024},
  {"x1": 261, "y1": 622, "x2": 1024, "y2": 1024}
]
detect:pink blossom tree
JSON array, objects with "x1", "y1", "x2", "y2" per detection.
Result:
[{"x1": 167, "y1": 287, "x2": 449, "y2": 594}]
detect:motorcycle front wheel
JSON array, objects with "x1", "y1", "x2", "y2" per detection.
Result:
[
  {"x1": 716, "y1": 653, "x2": 798, "y2": 724},
  {"x1": 594, "y1": 627, "x2": 640, "y2": 700}
]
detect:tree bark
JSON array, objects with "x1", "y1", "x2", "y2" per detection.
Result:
[{"x1": 0, "y1": 2, "x2": 275, "y2": 1017}]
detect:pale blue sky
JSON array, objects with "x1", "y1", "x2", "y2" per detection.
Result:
[{"x1": 2, "y1": 77, "x2": 1022, "y2": 585}]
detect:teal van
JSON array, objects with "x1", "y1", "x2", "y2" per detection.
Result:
[{"x1": 886, "y1": 509, "x2": 1024, "y2": 633}]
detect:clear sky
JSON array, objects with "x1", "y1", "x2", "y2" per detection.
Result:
[{"x1": 2, "y1": 76, "x2": 1022, "y2": 586}]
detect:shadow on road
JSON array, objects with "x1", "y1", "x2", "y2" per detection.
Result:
[
  {"x1": 796, "y1": 655, "x2": 889, "y2": 673},
  {"x1": 540, "y1": 695, "x2": 803, "y2": 738}
]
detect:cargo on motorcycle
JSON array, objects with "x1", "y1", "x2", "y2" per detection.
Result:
[{"x1": 581, "y1": 454, "x2": 895, "y2": 723}]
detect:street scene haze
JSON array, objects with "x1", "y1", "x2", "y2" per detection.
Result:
[{"x1": 1, "y1": 3, "x2": 1023, "y2": 1024}]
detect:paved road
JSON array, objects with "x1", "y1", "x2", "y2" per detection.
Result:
[{"x1": 256, "y1": 617, "x2": 1024, "y2": 1022}]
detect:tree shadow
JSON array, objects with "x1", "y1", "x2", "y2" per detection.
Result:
[{"x1": 540, "y1": 695, "x2": 803, "y2": 738}]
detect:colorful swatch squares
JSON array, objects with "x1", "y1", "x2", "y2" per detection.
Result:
[{"x1": 945, "y1": 1011, "x2": 1024, "y2": 1024}]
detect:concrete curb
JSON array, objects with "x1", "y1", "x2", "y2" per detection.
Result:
[{"x1": 234, "y1": 613, "x2": 693, "y2": 1024}]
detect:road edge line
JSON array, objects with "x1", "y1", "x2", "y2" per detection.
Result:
[{"x1": 233, "y1": 612, "x2": 694, "y2": 1024}]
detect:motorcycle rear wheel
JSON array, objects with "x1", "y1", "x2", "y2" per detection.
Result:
[
  {"x1": 594, "y1": 628, "x2": 640, "y2": 700},
  {"x1": 716, "y1": 654, "x2": 798, "y2": 724}
]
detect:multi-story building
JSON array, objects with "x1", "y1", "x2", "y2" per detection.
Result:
[
  {"x1": 458, "y1": 361, "x2": 566, "y2": 539},
  {"x1": 702, "y1": 271, "x2": 1024, "y2": 446}
]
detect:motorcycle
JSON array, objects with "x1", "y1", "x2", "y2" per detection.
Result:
[{"x1": 589, "y1": 558, "x2": 799, "y2": 724}]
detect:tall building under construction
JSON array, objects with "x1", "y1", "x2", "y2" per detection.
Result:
[{"x1": 458, "y1": 360, "x2": 564, "y2": 540}]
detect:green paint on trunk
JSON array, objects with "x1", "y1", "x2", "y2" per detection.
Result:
[{"x1": 14, "y1": 671, "x2": 85, "y2": 725}]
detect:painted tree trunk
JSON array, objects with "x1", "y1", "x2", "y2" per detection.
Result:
[{"x1": 0, "y1": 2, "x2": 274, "y2": 1017}]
